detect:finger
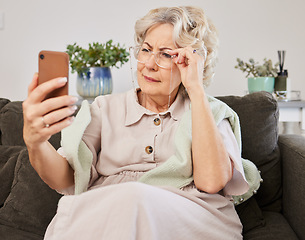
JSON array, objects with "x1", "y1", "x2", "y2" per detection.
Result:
[
  {"x1": 23, "y1": 94, "x2": 78, "y2": 129},
  {"x1": 30, "y1": 115, "x2": 75, "y2": 144},
  {"x1": 42, "y1": 105, "x2": 78, "y2": 126},
  {"x1": 171, "y1": 48, "x2": 194, "y2": 66},
  {"x1": 30, "y1": 95, "x2": 78, "y2": 118},
  {"x1": 29, "y1": 77, "x2": 68, "y2": 103},
  {"x1": 41, "y1": 116, "x2": 75, "y2": 135},
  {"x1": 182, "y1": 51, "x2": 203, "y2": 67},
  {"x1": 169, "y1": 49, "x2": 184, "y2": 64},
  {"x1": 28, "y1": 73, "x2": 39, "y2": 96},
  {"x1": 183, "y1": 47, "x2": 200, "y2": 64}
]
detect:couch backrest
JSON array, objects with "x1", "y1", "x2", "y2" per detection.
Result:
[
  {"x1": 0, "y1": 99, "x2": 61, "y2": 149},
  {"x1": 217, "y1": 91, "x2": 281, "y2": 212},
  {"x1": 0, "y1": 98, "x2": 11, "y2": 145}
]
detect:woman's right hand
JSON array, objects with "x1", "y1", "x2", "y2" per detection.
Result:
[{"x1": 23, "y1": 73, "x2": 78, "y2": 149}]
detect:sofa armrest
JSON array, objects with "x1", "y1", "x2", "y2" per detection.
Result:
[{"x1": 278, "y1": 134, "x2": 305, "y2": 239}]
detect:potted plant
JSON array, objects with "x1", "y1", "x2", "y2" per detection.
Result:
[
  {"x1": 66, "y1": 40, "x2": 129, "y2": 98},
  {"x1": 235, "y1": 58, "x2": 279, "y2": 93}
]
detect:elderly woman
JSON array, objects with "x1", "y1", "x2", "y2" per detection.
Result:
[{"x1": 23, "y1": 6, "x2": 248, "y2": 240}]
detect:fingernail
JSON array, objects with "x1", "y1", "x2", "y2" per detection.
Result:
[
  {"x1": 58, "y1": 77, "x2": 68, "y2": 83},
  {"x1": 69, "y1": 105, "x2": 78, "y2": 113},
  {"x1": 70, "y1": 96, "x2": 79, "y2": 103},
  {"x1": 67, "y1": 116, "x2": 75, "y2": 125}
]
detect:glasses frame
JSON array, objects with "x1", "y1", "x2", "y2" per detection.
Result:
[{"x1": 130, "y1": 46, "x2": 176, "y2": 70}]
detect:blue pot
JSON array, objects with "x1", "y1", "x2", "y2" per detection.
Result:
[
  {"x1": 77, "y1": 67, "x2": 113, "y2": 98},
  {"x1": 248, "y1": 77, "x2": 275, "y2": 94}
]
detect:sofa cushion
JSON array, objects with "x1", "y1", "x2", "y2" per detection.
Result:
[
  {"x1": 0, "y1": 146, "x2": 24, "y2": 207},
  {"x1": 0, "y1": 148, "x2": 62, "y2": 236},
  {"x1": 0, "y1": 224, "x2": 42, "y2": 240},
  {"x1": 235, "y1": 197, "x2": 265, "y2": 234},
  {"x1": 0, "y1": 101, "x2": 25, "y2": 146},
  {"x1": 217, "y1": 92, "x2": 281, "y2": 212},
  {"x1": 0, "y1": 101, "x2": 61, "y2": 149},
  {"x1": 0, "y1": 98, "x2": 11, "y2": 145},
  {"x1": 243, "y1": 211, "x2": 298, "y2": 240},
  {"x1": 0, "y1": 98, "x2": 10, "y2": 113}
]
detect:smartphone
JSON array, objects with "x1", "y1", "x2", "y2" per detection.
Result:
[{"x1": 38, "y1": 50, "x2": 69, "y2": 99}]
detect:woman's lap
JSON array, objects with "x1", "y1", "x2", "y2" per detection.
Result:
[{"x1": 44, "y1": 182, "x2": 242, "y2": 240}]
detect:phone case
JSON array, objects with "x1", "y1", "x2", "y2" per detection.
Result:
[{"x1": 38, "y1": 50, "x2": 69, "y2": 99}]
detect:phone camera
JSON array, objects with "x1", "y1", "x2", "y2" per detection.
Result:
[{"x1": 40, "y1": 54, "x2": 45, "y2": 60}]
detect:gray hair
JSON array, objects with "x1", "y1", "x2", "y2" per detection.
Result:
[{"x1": 134, "y1": 6, "x2": 219, "y2": 87}]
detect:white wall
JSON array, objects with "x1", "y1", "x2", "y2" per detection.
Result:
[{"x1": 0, "y1": 0, "x2": 304, "y2": 100}]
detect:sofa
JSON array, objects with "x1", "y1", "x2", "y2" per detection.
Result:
[{"x1": 0, "y1": 91, "x2": 304, "y2": 240}]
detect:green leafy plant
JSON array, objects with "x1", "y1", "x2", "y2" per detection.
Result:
[
  {"x1": 235, "y1": 58, "x2": 279, "y2": 77},
  {"x1": 66, "y1": 40, "x2": 129, "y2": 75}
]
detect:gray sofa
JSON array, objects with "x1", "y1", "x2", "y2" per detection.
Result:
[{"x1": 0, "y1": 91, "x2": 305, "y2": 239}]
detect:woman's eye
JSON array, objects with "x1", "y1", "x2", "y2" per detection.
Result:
[
  {"x1": 161, "y1": 52, "x2": 172, "y2": 59},
  {"x1": 141, "y1": 48, "x2": 150, "y2": 53}
]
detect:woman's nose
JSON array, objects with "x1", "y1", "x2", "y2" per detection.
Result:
[{"x1": 145, "y1": 54, "x2": 158, "y2": 70}]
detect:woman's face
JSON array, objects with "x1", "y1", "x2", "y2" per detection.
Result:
[{"x1": 137, "y1": 23, "x2": 181, "y2": 100}]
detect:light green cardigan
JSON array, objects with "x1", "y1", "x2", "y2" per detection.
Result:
[{"x1": 61, "y1": 96, "x2": 261, "y2": 205}]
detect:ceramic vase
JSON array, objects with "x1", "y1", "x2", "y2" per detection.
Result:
[
  {"x1": 77, "y1": 67, "x2": 113, "y2": 98},
  {"x1": 247, "y1": 77, "x2": 275, "y2": 94}
]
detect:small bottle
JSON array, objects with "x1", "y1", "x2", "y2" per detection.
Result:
[{"x1": 275, "y1": 70, "x2": 289, "y2": 101}]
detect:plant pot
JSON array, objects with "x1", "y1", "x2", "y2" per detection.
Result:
[
  {"x1": 76, "y1": 67, "x2": 113, "y2": 98},
  {"x1": 247, "y1": 77, "x2": 275, "y2": 94}
]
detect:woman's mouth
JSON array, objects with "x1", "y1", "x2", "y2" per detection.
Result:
[{"x1": 144, "y1": 75, "x2": 160, "y2": 83}]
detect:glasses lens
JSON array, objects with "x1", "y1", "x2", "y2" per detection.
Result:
[
  {"x1": 137, "y1": 48, "x2": 150, "y2": 64},
  {"x1": 137, "y1": 48, "x2": 173, "y2": 69},
  {"x1": 156, "y1": 51, "x2": 173, "y2": 69}
]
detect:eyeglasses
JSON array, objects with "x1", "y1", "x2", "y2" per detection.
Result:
[
  {"x1": 128, "y1": 46, "x2": 175, "y2": 109},
  {"x1": 133, "y1": 47, "x2": 176, "y2": 69}
]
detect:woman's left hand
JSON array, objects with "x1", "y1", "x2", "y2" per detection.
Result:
[
  {"x1": 170, "y1": 46, "x2": 205, "y2": 95},
  {"x1": 171, "y1": 47, "x2": 233, "y2": 194}
]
